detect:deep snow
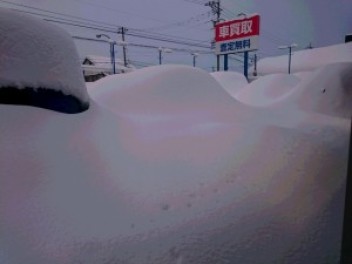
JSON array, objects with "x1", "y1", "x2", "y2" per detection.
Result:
[
  {"x1": 210, "y1": 71, "x2": 248, "y2": 97},
  {"x1": 0, "y1": 7, "x2": 351, "y2": 264},
  {"x1": 252, "y1": 42, "x2": 352, "y2": 75},
  {"x1": 234, "y1": 73, "x2": 300, "y2": 107}
]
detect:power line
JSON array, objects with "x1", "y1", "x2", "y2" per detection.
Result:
[
  {"x1": 220, "y1": 6, "x2": 290, "y2": 45},
  {"x1": 72, "y1": 35, "x2": 211, "y2": 54},
  {"x1": 1, "y1": 1, "x2": 226, "y2": 68},
  {"x1": 142, "y1": 11, "x2": 211, "y2": 32},
  {"x1": 128, "y1": 27, "x2": 212, "y2": 46},
  {"x1": 0, "y1": 0, "x2": 119, "y2": 28},
  {"x1": 44, "y1": 18, "x2": 118, "y2": 34},
  {"x1": 2, "y1": 1, "x2": 211, "y2": 48},
  {"x1": 126, "y1": 31, "x2": 211, "y2": 48},
  {"x1": 11, "y1": 9, "x2": 118, "y2": 32},
  {"x1": 71, "y1": 0, "x2": 178, "y2": 24},
  {"x1": 10, "y1": 8, "x2": 212, "y2": 49},
  {"x1": 182, "y1": 0, "x2": 208, "y2": 6}
]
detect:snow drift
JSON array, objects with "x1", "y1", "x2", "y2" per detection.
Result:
[
  {"x1": 271, "y1": 62, "x2": 352, "y2": 118},
  {"x1": 210, "y1": 71, "x2": 248, "y2": 97},
  {"x1": 88, "y1": 65, "x2": 257, "y2": 124},
  {"x1": 293, "y1": 62, "x2": 352, "y2": 118},
  {"x1": 253, "y1": 42, "x2": 352, "y2": 75},
  {"x1": 0, "y1": 9, "x2": 351, "y2": 264},
  {"x1": 0, "y1": 100, "x2": 349, "y2": 264},
  {"x1": 88, "y1": 64, "x2": 237, "y2": 115},
  {"x1": 0, "y1": 8, "x2": 89, "y2": 113},
  {"x1": 235, "y1": 73, "x2": 300, "y2": 107}
]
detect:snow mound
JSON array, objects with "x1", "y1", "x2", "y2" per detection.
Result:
[
  {"x1": 0, "y1": 8, "x2": 89, "y2": 113},
  {"x1": 254, "y1": 42, "x2": 352, "y2": 75},
  {"x1": 210, "y1": 71, "x2": 248, "y2": 97},
  {"x1": 234, "y1": 73, "x2": 300, "y2": 107},
  {"x1": 289, "y1": 62, "x2": 352, "y2": 118},
  {"x1": 0, "y1": 101, "x2": 349, "y2": 264},
  {"x1": 1, "y1": 38, "x2": 351, "y2": 262},
  {"x1": 293, "y1": 71, "x2": 313, "y2": 81},
  {"x1": 89, "y1": 65, "x2": 245, "y2": 120}
]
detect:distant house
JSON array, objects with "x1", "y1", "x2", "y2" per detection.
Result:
[{"x1": 82, "y1": 55, "x2": 135, "y2": 82}]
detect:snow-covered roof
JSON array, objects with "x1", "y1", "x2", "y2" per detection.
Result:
[
  {"x1": 83, "y1": 55, "x2": 135, "y2": 75},
  {"x1": 84, "y1": 55, "x2": 114, "y2": 69},
  {"x1": 0, "y1": 8, "x2": 89, "y2": 112}
]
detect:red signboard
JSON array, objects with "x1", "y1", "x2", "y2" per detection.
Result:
[
  {"x1": 214, "y1": 14, "x2": 260, "y2": 55},
  {"x1": 215, "y1": 15, "x2": 260, "y2": 42}
]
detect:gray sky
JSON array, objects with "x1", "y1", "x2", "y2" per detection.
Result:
[{"x1": 1, "y1": 0, "x2": 351, "y2": 72}]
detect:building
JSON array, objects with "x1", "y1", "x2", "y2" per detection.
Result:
[{"x1": 82, "y1": 55, "x2": 135, "y2": 82}]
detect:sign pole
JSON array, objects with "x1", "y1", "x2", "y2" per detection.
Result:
[
  {"x1": 253, "y1": 54, "x2": 257, "y2": 76},
  {"x1": 224, "y1": 54, "x2": 228, "y2": 71},
  {"x1": 217, "y1": 55, "x2": 220, "y2": 71},
  {"x1": 244, "y1": 51, "x2": 248, "y2": 79},
  {"x1": 214, "y1": 14, "x2": 260, "y2": 76}
]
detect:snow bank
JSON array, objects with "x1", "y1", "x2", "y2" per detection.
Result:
[
  {"x1": 293, "y1": 71, "x2": 313, "y2": 81},
  {"x1": 0, "y1": 98, "x2": 349, "y2": 264},
  {"x1": 88, "y1": 65, "x2": 252, "y2": 122},
  {"x1": 210, "y1": 71, "x2": 248, "y2": 97},
  {"x1": 254, "y1": 42, "x2": 352, "y2": 75},
  {"x1": 279, "y1": 62, "x2": 352, "y2": 118},
  {"x1": 0, "y1": 42, "x2": 350, "y2": 263},
  {"x1": 235, "y1": 73, "x2": 300, "y2": 107},
  {"x1": 0, "y1": 8, "x2": 89, "y2": 113}
]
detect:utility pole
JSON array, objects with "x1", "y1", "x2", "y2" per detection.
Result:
[
  {"x1": 205, "y1": 0, "x2": 221, "y2": 71},
  {"x1": 118, "y1": 27, "x2": 128, "y2": 67},
  {"x1": 244, "y1": 51, "x2": 249, "y2": 78}
]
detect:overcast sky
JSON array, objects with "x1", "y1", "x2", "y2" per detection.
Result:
[{"x1": 1, "y1": 0, "x2": 351, "y2": 71}]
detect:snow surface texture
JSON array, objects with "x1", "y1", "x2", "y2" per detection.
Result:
[
  {"x1": 210, "y1": 71, "x2": 248, "y2": 97},
  {"x1": 2, "y1": 63, "x2": 350, "y2": 264},
  {"x1": 0, "y1": 8, "x2": 89, "y2": 111},
  {"x1": 271, "y1": 62, "x2": 352, "y2": 119},
  {"x1": 253, "y1": 42, "x2": 352, "y2": 75},
  {"x1": 87, "y1": 65, "x2": 257, "y2": 124},
  {"x1": 234, "y1": 73, "x2": 300, "y2": 107},
  {"x1": 1, "y1": 13, "x2": 351, "y2": 263}
]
